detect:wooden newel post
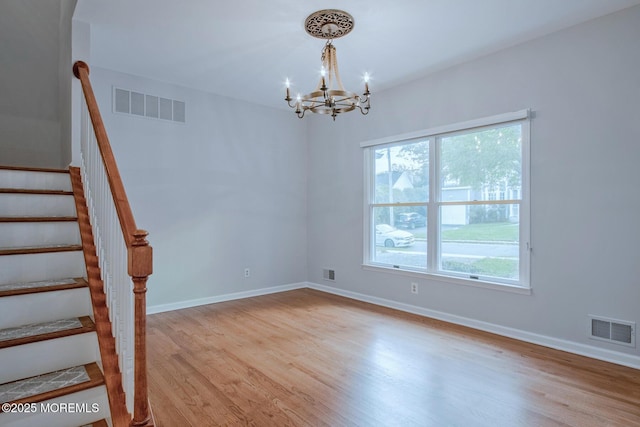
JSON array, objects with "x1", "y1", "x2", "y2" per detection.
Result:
[{"x1": 129, "y1": 229, "x2": 154, "y2": 427}]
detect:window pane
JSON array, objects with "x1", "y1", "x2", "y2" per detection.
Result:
[
  {"x1": 440, "y1": 124, "x2": 521, "y2": 202},
  {"x1": 374, "y1": 141, "x2": 428, "y2": 204},
  {"x1": 373, "y1": 206, "x2": 426, "y2": 269},
  {"x1": 440, "y1": 205, "x2": 519, "y2": 280}
]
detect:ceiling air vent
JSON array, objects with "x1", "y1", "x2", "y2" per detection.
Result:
[
  {"x1": 589, "y1": 315, "x2": 635, "y2": 347},
  {"x1": 113, "y1": 87, "x2": 186, "y2": 123}
]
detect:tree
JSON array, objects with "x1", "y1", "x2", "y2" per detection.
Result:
[
  {"x1": 398, "y1": 140, "x2": 429, "y2": 188},
  {"x1": 440, "y1": 124, "x2": 521, "y2": 190}
]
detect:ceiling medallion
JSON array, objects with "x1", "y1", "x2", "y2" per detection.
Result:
[
  {"x1": 284, "y1": 9, "x2": 370, "y2": 120},
  {"x1": 304, "y1": 9, "x2": 355, "y2": 39}
]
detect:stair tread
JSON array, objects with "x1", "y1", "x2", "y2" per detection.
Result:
[
  {"x1": 0, "y1": 188, "x2": 73, "y2": 195},
  {"x1": 81, "y1": 420, "x2": 109, "y2": 427},
  {"x1": 0, "y1": 363, "x2": 104, "y2": 406},
  {"x1": 0, "y1": 277, "x2": 88, "y2": 297},
  {"x1": 0, "y1": 244, "x2": 82, "y2": 256},
  {"x1": 0, "y1": 216, "x2": 78, "y2": 222},
  {"x1": 0, "y1": 316, "x2": 95, "y2": 349},
  {"x1": 0, "y1": 165, "x2": 69, "y2": 174}
]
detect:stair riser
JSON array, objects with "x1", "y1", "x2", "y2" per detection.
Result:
[
  {"x1": 0, "y1": 194, "x2": 76, "y2": 217},
  {"x1": 0, "y1": 333, "x2": 99, "y2": 384},
  {"x1": 0, "y1": 170, "x2": 71, "y2": 192},
  {"x1": 0, "y1": 171, "x2": 114, "y2": 425},
  {"x1": 0, "y1": 288, "x2": 92, "y2": 330},
  {"x1": 0, "y1": 251, "x2": 85, "y2": 286},
  {"x1": 0, "y1": 385, "x2": 109, "y2": 427},
  {"x1": 0, "y1": 222, "x2": 80, "y2": 248}
]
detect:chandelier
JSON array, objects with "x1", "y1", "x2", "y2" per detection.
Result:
[{"x1": 285, "y1": 9, "x2": 371, "y2": 120}]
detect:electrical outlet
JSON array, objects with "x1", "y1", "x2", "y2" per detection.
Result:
[
  {"x1": 411, "y1": 282, "x2": 418, "y2": 294},
  {"x1": 244, "y1": 268, "x2": 250, "y2": 278}
]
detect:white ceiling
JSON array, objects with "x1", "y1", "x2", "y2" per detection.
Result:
[{"x1": 74, "y1": 0, "x2": 640, "y2": 111}]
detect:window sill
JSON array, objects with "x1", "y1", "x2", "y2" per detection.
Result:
[{"x1": 361, "y1": 263, "x2": 532, "y2": 295}]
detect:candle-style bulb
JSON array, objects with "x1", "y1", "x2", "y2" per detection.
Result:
[
  {"x1": 320, "y1": 67, "x2": 327, "y2": 90},
  {"x1": 285, "y1": 78, "x2": 291, "y2": 101},
  {"x1": 295, "y1": 93, "x2": 302, "y2": 113},
  {"x1": 285, "y1": 78, "x2": 290, "y2": 88}
]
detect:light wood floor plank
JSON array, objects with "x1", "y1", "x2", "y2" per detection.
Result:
[{"x1": 147, "y1": 289, "x2": 640, "y2": 426}]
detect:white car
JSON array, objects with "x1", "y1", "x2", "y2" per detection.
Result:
[{"x1": 375, "y1": 224, "x2": 415, "y2": 248}]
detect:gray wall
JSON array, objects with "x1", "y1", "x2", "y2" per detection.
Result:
[
  {"x1": 0, "y1": 0, "x2": 75, "y2": 168},
  {"x1": 75, "y1": 6, "x2": 639, "y2": 365},
  {"x1": 306, "y1": 6, "x2": 640, "y2": 360},
  {"x1": 89, "y1": 67, "x2": 308, "y2": 309},
  {"x1": 59, "y1": 0, "x2": 77, "y2": 167}
]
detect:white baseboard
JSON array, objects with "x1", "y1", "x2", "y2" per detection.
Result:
[
  {"x1": 146, "y1": 280, "x2": 640, "y2": 370},
  {"x1": 306, "y1": 281, "x2": 640, "y2": 370},
  {"x1": 147, "y1": 282, "x2": 307, "y2": 314}
]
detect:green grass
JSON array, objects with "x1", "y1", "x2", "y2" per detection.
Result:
[
  {"x1": 412, "y1": 230, "x2": 427, "y2": 239},
  {"x1": 442, "y1": 258, "x2": 518, "y2": 279},
  {"x1": 441, "y1": 222, "x2": 518, "y2": 242}
]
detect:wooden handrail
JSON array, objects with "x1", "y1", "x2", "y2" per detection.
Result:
[
  {"x1": 73, "y1": 61, "x2": 154, "y2": 427},
  {"x1": 73, "y1": 61, "x2": 137, "y2": 242}
]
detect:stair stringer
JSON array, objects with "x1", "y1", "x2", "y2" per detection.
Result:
[{"x1": 69, "y1": 166, "x2": 132, "y2": 427}]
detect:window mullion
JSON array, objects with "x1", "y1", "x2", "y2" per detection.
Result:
[{"x1": 427, "y1": 136, "x2": 438, "y2": 273}]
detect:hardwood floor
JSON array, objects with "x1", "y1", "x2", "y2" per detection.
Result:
[{"x1": 147, "y1": 289, "x2": 640, "y2": 426}]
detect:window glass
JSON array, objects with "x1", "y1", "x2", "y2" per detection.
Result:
[
  {"x1": 440, "y1": 124, "x2": 522, "y2": 202},
  {"x1": 372, "y1": 207, "x2": 426, "y2": 270},
  {"x1": 439, "y1": 205, "x2": 519, "y2": 281},
  {"x1": 374, "y1": 141, "x2": 429, "y2": 204}
]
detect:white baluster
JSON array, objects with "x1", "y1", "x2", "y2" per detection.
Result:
[{"x1": 79, "y1": 93, "x2": 137, "y2": 414}]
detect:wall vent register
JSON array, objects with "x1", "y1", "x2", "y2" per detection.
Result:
[
  {"x1": 113, "y1": 87, "x2": 185, "y2": 123},
  {"x1": 323, "y1": 269, "x2": 335, "y2": 281},
  {"x1": 589, "y1": 315, "x2": 635, "y2": 347}
]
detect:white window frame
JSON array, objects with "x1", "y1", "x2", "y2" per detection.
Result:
[{"x1": 362, "y1": 110, "x2": 531, "y2": 293}]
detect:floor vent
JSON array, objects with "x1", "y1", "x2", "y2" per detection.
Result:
[
  {"x1": 113, "y1": 87, "x2": 186, "y2": 123},
  {"x1": 589, "y1": 316, "x2": 635, "y2": 347},
  {"x1": 322, "y1": 269, "x2": 335, "y2": 281}
]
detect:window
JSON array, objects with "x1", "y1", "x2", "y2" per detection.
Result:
[{"x1": 363, "y1": 110, "x2": 530, "y2": 289}]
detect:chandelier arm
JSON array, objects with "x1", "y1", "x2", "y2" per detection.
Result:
[
  {"x1": 354, "y1": 104, "x2": 370, "y2": 115},
  {"x1": 332, "y1": 96, "x2": 358, "y2": 106},
  {"x1": 357, "y1": 94, "x2": 371, "y2": 109}
]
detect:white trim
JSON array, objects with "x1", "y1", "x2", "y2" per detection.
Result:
[
  {"x1": 146, "y1": 282, "x2": 307, "y2": 314},
  {"x1": 359, "y1": 109, "x2": 530, "y2": 148},
  {"x1": 520, "y1": 118, "x2": 532, "y2": 286},
  {"x1": 363, "y1": 148, "x2": 374, "y2": 267},
  {"x1": 361, "y1": 264, "x2": 532, "y2": 295},
  {"x1": 306, "y1": 281, "x2": 640, "y2": 370},
  {"x1": 146, "y1": 282, "x2": 639, "y2": 369},
  {"x1": 363, "y1": 114, "x2": 531, "y2": 288}
]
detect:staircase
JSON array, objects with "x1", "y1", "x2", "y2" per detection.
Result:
[{"x1": 0, "y1": 166, "x2": 110, "y2": 427}]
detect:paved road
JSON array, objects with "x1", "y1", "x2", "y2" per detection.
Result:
[
  {"x1": 401, "y1": 241, "x2": 519, "y2": 258},
  {"x1": 374, "y1": 240, "x2": 519, "y2": 269}
]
